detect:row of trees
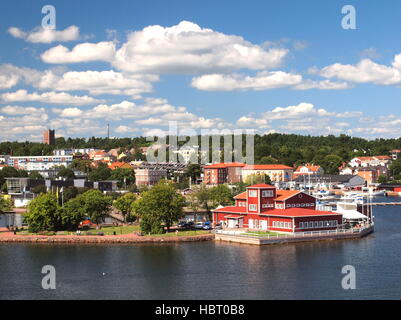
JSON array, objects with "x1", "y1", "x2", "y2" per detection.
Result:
[
  {"x1": 23, "y1": 178, "x2": 241, "y2": 234},
  {"x1": 25, "y1": 190, "x2": 112, "y2": 232}
]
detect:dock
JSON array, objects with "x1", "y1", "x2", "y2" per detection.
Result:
[
  {"x1": 214, "y1": 225, "x2": 374, "y2": 246},
  {"x1": 371, "y1": 202, "x2": 401, "y2": 206}
]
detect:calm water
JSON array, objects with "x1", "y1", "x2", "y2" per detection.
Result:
[{"x1": 1, "y1": 196, "x2": 401, "y2": 300}]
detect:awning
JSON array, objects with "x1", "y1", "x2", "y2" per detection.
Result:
[{"x1": 338, "y1": 210, "x2": 368, "y2": 220}]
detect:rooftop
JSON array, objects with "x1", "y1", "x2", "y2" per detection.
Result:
[{"x1": 243, "y1": 164, "x2": 293, "y2": 170}]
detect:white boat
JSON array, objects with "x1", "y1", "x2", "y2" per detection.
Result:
[{"x1": 335, "y1": 195, "x2": 372, "y2": 222}]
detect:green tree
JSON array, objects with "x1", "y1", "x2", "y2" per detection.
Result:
[
  {"x1": 57, "y1": 167, "x2": 76, "y2": 179},
  {"x1": 390, "y1": 159, "x2": 401, "y2": 178},
  {"x1": 0, "y1": 197, "x2": 13, "y2": 213},
  {"x1": 28, "y1": 171, "x2": 43, "y2": 179},
  {"x1": 31, "y1": 185, "x2": 47, "y2": 194},
  {"x1": 319, "y1": 154, "x2": 343, "y2": 174},
  {"x1": 114, "y1": 192, "x2": 137, "y2": 222},
  {"x1": 209, "y1": 184, "x2": 233, "y2": 208},
  {"x1": 244, "y1": 173, "x2": 272, "y2": 185},
  {"x1": 88, "y1": 164, "x2": 111, "y2": 181},
  {"x1": 80, "y1": 189, "x2": 112, "y2": 227},
  {"x1": 61, "y1": 196, "x2": 85, "y2": 230},
  {"x1": 132, "y1": 181, "x2": 185, "y2": 233},
  {"x1": 25, "y1": 193, "x2": 61, "y2": 232},
  {"x1": 378, "y1": 175, "x2": 388, "y2": 184},
  {"x1": 110, "y1": 168, "x2": 135, "y2": 188},
  {"x1": 191, "y1": 185, "x2": 213, "y2": 220},
  {"x1": 184, "y1": 164, "x2": 202, "y2": 182}
]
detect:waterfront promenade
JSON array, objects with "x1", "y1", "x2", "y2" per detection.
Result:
[{"x1": 0, "y1": 228, "x2": 214, "y2": 244}]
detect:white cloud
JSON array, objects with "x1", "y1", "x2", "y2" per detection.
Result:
[
  {"x1": 41, "y1": 21, "x2": 288, "y2": 74},
  {"x1": 0, "y1": 105, "x2": 45, "y2": 115},
  {"x1": 41, "y1": 41, "x2": 116, "y2": 63},
  {"x1": 35, "y1": 69, "x2": 158, "y2": 96},
  {"x1": 8, "y1": 25, "x2": 80, "y2": 43},
  {"x1": 191, "y1": 71, "x2": 351, "y2": 91},
  {"x1": 0, "y1": 64, "x2": 42, "y2": 89},
  {"x1": 317, "y1": 55, "x2": 401, "y2": 85},
  {"x1": 191, "y1": 71, "x2": 302, "y2": 91},
  {"x1": 0, "y1": 89, "x2": 103, "y2": 105},
  {"x1": 293, "y1": 79, "x2": 351, "y2": 90}
]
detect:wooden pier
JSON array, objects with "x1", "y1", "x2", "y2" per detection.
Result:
[{"x1": 371, "y1": 202, "x2": 401, "y2": 206}]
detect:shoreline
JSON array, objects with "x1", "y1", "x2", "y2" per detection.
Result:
[{"x1": 0, "y1": 232, "x2": 214, "y2": 244}]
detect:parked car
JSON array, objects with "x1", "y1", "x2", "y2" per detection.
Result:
[
  {"x1": 177, "y1": 221, "x2": 194, "y2": 229},
  {"x1": 202, "y1": 221, "x2": 212, "y2": 230},
  {"x1": 194, "y1": 222, "x2": 204, "y2": 229}
]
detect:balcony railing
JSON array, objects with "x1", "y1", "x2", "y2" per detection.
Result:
[{"x1": 214, "y1": 223, "x2": 374, "y2": 240}]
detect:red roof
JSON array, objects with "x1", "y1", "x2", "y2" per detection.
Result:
[
  {"x1": 243, "y1": 164, "x2": 293, "y2": 170},
  {"x1": 204, "y1": 162, "x2": 245, "y2": 169},
  {"x1": 233, "y1": 191, "x2": 247, "y2": 200},
  {"x1": 374, "y1": 155, "x2": 391, "y2": 160},
  {"x1": 247, "y1": 183, "x2": 275, "y2": 188},
  {"x1": 275, "y1": 190, "x2": 300, "y2": 201}
]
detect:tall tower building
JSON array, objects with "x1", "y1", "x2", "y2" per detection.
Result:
[{"x1": 43, "y1": 129, "x2": 55, "y2": 145}]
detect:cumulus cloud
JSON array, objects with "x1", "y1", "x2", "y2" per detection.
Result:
[
  {"x1": 0, "y1": 89, "x2": 103, "y2": 105},
  {"x1": 0, "y1": 105, "x2": 45, "y2": 115},
  {"x1": 0, "y1": 64, "x2": 42, "y2": 89},
  {"x1": 40, "y1": 21, "x2": 288, "y2": 74},
  {"x1": 317, "y1": 55, "x2": 401, "y2": 85},
  {"x1": 35, "y1": 69, "x2": 158, "y2": 96},
  {"x1": 191, "y1": 71, "x2": 302, "y2": 91},
  {"x1": 192, "y1": 71, "x2": 351, "y2": 91},
  {"x1": 8, "y1": 25, "x2": 80, "y2": 43},
  {"x1": 41, "y1": 41, "x2": 116, "y2": 63}
]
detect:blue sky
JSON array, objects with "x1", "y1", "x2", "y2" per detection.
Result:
[{"x1": 1, "y1": 0, "x2": 401, "y2": 141}]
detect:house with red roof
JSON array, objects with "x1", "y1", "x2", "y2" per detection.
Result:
[
  {"x1": 203, "y1": 162, "x2": 245, "y2": 185},
  {"x1": 213, "y1": 184, "x2": 342, "y2": 233},
  {"x1": 108, "y1": 162, "x2": 132, "y2": 170},
  {"x1": 293, "y1": 164, "x2": 324, "y2": 178}
]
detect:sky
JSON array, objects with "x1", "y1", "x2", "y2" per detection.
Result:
[{"x1": 1, "y1": 0, "x2": 401, "y2": 141}]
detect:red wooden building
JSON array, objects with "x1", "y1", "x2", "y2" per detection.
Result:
[{"x1": 213, "y1": 184, "x2": 342, "y2": 234}]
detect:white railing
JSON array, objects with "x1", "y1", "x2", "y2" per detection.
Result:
[{"x1": 214, "y1": 223, "x2": 374, "y2": 240}]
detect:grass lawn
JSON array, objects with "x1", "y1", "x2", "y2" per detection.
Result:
[
  {"x1": 86, "y1": 225, "x2": 141, "y2": 235},
  {"x1": 14, "y1": 225, "x2": 210, "y2": 237}
]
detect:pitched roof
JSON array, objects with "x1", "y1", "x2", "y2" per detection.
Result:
[
  {"x1": 233, "y1": 191, "x2": 247, "y2": 200},
  {"x1": 108, "y1": 162, "x2": 132, "y2": 170},
  {"x1": 275, "y1": 190, "x2": 300, "y2": 201},
  {"x1": 243, "y1": 164, "x2": 293, "y2": 170},
  {"x1": 295, "y1": 165, "x2": 321, "y2": 172},
  {"x1": 374, "y1": 155, "x2": 391, "y2": 160}
]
